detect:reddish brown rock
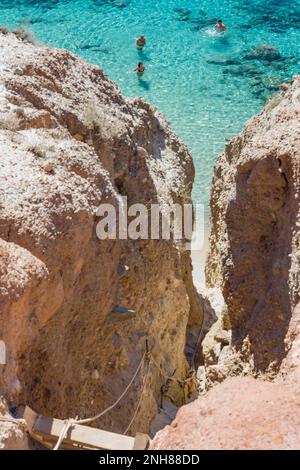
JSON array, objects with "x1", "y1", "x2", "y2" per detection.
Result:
[
  {"x1": 203, "y1": 75, "x2": 300, "y2": 383},
  {"x1": 151, "y1": 376, "x2": 300, "y2": 450},
  {"x1": 0, "y1": 30, "x2": 200, "y2": 439}
]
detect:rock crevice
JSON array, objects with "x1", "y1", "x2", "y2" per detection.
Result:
[{"x1": 152, "y1": 77, "x2": 300, "y2": 450}]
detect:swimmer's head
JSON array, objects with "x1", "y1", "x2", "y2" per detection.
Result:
[{"x1": 218, "y1": 20, "x2": 223, "y2": 24}]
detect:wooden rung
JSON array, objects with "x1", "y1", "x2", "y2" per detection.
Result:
[
  {"x1": 133, "y1": 432, "x2": 150, "y2": 450},
  {"x1": 23, "y1": 406, "x2": 149, "y2": 451}
]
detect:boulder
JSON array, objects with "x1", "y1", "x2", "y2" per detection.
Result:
[
  {"x1": 151, "y1": 377, "x2": 300, "y2": 450},
  {"x1": 244, "y1": 45, "x2": 282, "y2": 61}
]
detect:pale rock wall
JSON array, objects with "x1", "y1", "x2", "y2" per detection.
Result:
[
  {"x1": 151, "y1": 375, "x2": 300, "y2": 450},
  {"x1": 203, "y1": 76, "x2": 300, "y2": 382},
  {"x1": 0, "y1": 397, "x2": 28, "y2": 450},
  {"x1": 151, "y1": 77, "x2": 300, "y2": 451},
  {"x1": 0, "y1": 31, "x2": 201, "y2": 437}
]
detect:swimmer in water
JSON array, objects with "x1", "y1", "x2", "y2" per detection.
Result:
[
  {"x1": 136, "y1": 35, "x2": 146, "y2": 49},
  {"x1": 215, "y1": 19, "x2": 227, "y2": 32},
  {"x1": 134, "y1": 62, "x2": 145, "y2": 77}
]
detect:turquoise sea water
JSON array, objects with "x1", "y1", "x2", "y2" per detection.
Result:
[{"x1": 0, "y1": 0, "x2": 299, "y2": 208}]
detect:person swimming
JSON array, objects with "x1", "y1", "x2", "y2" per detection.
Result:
[
  {"x1": 136, "y1": 35, "x2": 146, "y2": 49},
  {"x1": 215, "y1": 19, "x2": 227, "y2": 32},
  {"x1": 134, "y1": 62, "x2": 145, "y2": 76}
]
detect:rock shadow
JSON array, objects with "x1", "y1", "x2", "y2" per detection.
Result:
[{"x1": 225, "y1": 151, "x2": 297, "y2": 373}]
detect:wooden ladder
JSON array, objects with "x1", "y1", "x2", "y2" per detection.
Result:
[{"x1": 23, "y1": 406, "x2": 149, "y2": 450}]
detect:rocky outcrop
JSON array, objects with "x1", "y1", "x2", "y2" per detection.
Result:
[
  {"x1": 244, "y1": 45, "x2": 282, "y2": 62},
  {"x1": 152, "y1": 76, "x2": 300, "y2": 451},
  {"x1": 204, "y1": 76, "x2": 300, "y2": 382},
  {"x1": 151, "y1": 375, "x2": 300, "y2": 450},
  {"x1": 0, "y1": 398, "x2": 28, "y2": 450},
  {"x1": 0, "y1": 30, "x2": 200, "y2": 438}
]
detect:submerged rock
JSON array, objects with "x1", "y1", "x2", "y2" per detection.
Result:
[
  {"x1": 173, "y1": 8, "x2": 191, "y2": 21},
  {"x1": 244, "y1": 45, "x2": 282, "y2": 62},
  {"x1": 222, "y1": 63, "x2": 263, "y2": 77},
  {"x1": 207, "y1": 56, "x2": 242, "y2": 66},
  {"x1": 0, "y1": 0, "x2": 59, "y2": 10},
  {"x1": 174, "y1": 8, "x2": 217, "y2": 29},
  {"x1": 93, "y1": 0, "x2": 131, "y2": 8},
  {"x1": 261, "y1": 76, "x2": 283, "y2": 91},
  {"x1": 234, "y1": 0, "x2": 300, "y2": 34}
]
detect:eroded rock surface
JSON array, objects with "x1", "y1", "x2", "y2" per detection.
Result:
[
  {"x1": 204, "y1": 76, "x2": 300, "y2": 381},
  {"x1": 151, "y1": 376, "x2": 300, "y2": 450},
  {"x1": 151, "y1": 77, "x2": 300, "y2": 451},
  {"x1": 0, "y1": 31, "x2": 200, "y2": 436},
  {"x1": 0, "y1": 397, "x2": 28, "y2": 450}
]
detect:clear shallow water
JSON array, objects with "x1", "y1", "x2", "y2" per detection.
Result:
[{"x1": 0, "y1": 0, "x2": 299, "y2": 208}]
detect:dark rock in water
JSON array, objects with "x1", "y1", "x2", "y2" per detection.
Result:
[
  {"x1": 174, "y1": 8, "x2": 191, "y2": 15},
  {"x1": 270, "y1": 62, "x2": 289, "y2": 71},
  {"x1": 78, "y1": 44, "x2": 110, "y2": 53},
  {"x1": 261, "y1": 91, "x2": 276, "y2": 103},
  {"x1": 249, "y1": 75, "x2": 281, "y2": 93},
  {"x1": 93, "y1": 0, "x2": 131, "y2": 7},
  {"x1": 174, "y1": 8, "x2": 217, "y2": 29},
  {"x1": 284, "y1": 56, "x2": 297, "y2": 64},
  {"x1": 261, "y1": 76, "x2": 282, "y2": 92},
  {"x1": 180, "y1": 15, "x2": 191, "y2": 22},
  {"x1": 29, "y1": 0, "x2": 59, "y2": 6},
  {"x1": 207, "y1": 56, "x2": 242, "y2": 66},
  {"x1": 250, "y1": 84, "x2": 266, "y2": 97},
  {"x1": 18, "y1": 17, "x2": 49, "y2": 26},
  {"x1": 174, "y1": 8, "x2": 191, "y2": 21},
  {"x1": 259, "y1": 55, "x2": 295, "y2": 68},
  {"x1": 222, "y1": 68, "x2": 244, "y2": 77},
  {"x1": 242, "y1": 65, "x2": 264, "y2": 76},
  {"x1": 234, "y1": 0, "x2": 300, "y2": 34},
  {"x1": 244, "y1": 45, "x2": 282, "y2": 62},
  {"x1": 249, "y1": 76, "x2": 264, "y2": 87},
  {"x1": 223, "y1": 64, "x2": 263, "y2": 77},
  {"x1": 0, "y1": 0, "x2": 59, "y2": 9}
]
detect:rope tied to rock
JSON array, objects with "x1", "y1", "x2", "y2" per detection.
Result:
[
  {"x1": 149, "y1": 353, "x2": 196, "y2": 386},
  {"x1": 53, "y1": 345, "x2": 195, "y2": 450},
  {"x1": 53, "y1": 350, "x2": 147, "y2": 450},
  {"x1": 0, "y1": 416, "x2": 27, "y2": 430},
  {"x1": 123, "y1": 355, "x2": 151, "y2": 435}
]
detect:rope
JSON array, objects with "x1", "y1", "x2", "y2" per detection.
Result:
[
  {"x1": 123, "y1": 358, "x2": 151, "y2": 435},
  {"x1": 53, "y1": 351, "x2": 146, "y2": 450},
  {"x1": 123, "y1": 353, "x2": 195, "y2": 435},
  {"x1": 0, "y1": 345, "x2": 198, "y2": 451},
  {"x1": 53, "y1": 348, "x2": 195, "y2": 449},
  {"x1": 0, "y1": 416, "x2": 27, "y2": 428},
  {"x1": 53, "y1": 419, "x2": 75, "y2": 450},
  {"x1": 76, "y1": 351, "x2": 146, "y2": 425},
  {"x1": 191, "y1": 308, "x2": 206, "y2": 370},
  {"x1": 149, "y1": 353, "x2": 195, "y2": 385}
]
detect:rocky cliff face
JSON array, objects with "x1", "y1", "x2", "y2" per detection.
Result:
[
  {"x1": 151, "y1": 374, "x2": 300, "y2": 450},
  {"x1": 0, "y1": 30, "x2": 200, "y2": 439},
  {"x1": 203, "y1": 76, "x2": 300, "y2": 383},
  {"x1": 152, "y1": 77, "x2": 300, "y2": 450}
]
